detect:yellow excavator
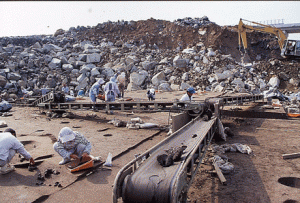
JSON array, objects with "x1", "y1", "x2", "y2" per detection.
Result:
[{"x1": 238, "y1": 18, "x2": 300, "y2": 58}]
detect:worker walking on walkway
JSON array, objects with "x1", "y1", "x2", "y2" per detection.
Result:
[
  {"x1": 180, "y1": 87, "x2": 196, "y2": 102},
  {"x1": 0, "y1": 128, "x2": 35, "y2": 174},
  {"x1": 53, "y1": 127, "x2": 92, "y2": 165},
  {"x1": 89, "y1": 78, "x2": 105, "y2": 111},
  {"x1": 104, "y1": 77, "x2": 120, "y2": 102}
]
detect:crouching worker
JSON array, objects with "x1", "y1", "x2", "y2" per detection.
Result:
[
  {"x1": 53, "y1": 127, "x2": 92, "y2": 165},
  {"x1": 147, "y1": 88, "x2": 155, "y2": 101},
  {"x1": 0, "y1": 128, "x2": 35, "y2": 175}
]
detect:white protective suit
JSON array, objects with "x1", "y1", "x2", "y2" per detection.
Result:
[
  {"x1": 179, "y1": 93, "x2": 193, "y2": 102},
  {"x1": 0, "y1": 133, "x2": 32, "y2": 166},
  {"x1": 104, "y1": 77, "x2": 120, "y2": 102}
]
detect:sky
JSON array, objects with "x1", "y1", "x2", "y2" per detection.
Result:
[{"x1": 0, "y1": 1, "x2": 300, "y2": 38}]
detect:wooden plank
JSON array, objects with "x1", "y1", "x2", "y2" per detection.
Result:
[
  {"x1": 282, "y1": 152, "x2": 300, "y2": 160},
  {"x1": 213, "y1": 162, "x2": 227, "y2": 185}
]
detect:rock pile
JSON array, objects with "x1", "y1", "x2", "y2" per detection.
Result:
[{"x1": 0, "y1": 16, "x2": 299, "y2": 100}]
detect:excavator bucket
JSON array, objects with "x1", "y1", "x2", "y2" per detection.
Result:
[{"x1": 241, "y1": 53, "x2": 251, "y2": 64}]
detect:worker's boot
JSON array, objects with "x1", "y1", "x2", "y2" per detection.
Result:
[
  {"x1": 92, "y1": 104, "x2": 98, "y2": 112},
  {"x1": 59, "y1": 158, "x2": 71, "y2": 165},
  {"x1": 0, "y1": 163, "x2": 15, "y2": 175}
]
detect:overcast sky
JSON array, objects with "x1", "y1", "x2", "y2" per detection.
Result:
[{"x1": 0, "y1": 1, "x2": 299, "y2": 37}]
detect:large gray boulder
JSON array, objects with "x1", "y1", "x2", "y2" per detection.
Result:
[
  {"x1": 60, "y1": 56, "x2": 69, "y2": 64},
  {"x1": 69, "y1": 81, "x2": 79, "y2": 87},
  {"x1": 180, "y1": 82, "x2": 191, "y2": 90},
  {"x1": 2, "y1": 45, "x2": 14, "y2": 53},
  {"x1": 32, "y1": 42, "x2": 42, "y2": 49},
  {"x1": 152, "y1": 72, "x2": 165, "y2": 86},
  {"x1": 102, "y1": 67, "x2": 114, "y2": 79},
  {"x1": 7, "y1": 73, "x2": 21, "y2": 80},
  {"x1": 0, "y1": 75, "x2": 7, "y2": 88},
  {"x1": 182, "y1": 47, "x2": 196, "y2": 54},
  {"x1": 141, "y1": 61, "x2": 157, "y2": 70},
  {"x1": 91, "y1": 68, "x2": 101, "y2": 77},
  {"x1": 77, "y1": 54, "x2": 87, "y2": 62},
  {"x1": 19, "y1": 51, "x2": 29, "y2": 58},
  {"x1": 215, "y1": 70, "x2": 234, "y2": 82},
  {"x1": 5, "y1": 62, "x2": 17, "y2": 72},
  {"x1": 76, "y1": 77, "x2": 89, "y2": 91},
  {"x1": 77, "y1": 73, "x2": 87, "y2": 83},
  {"x1": 130, "y1": 72, "x2": 146, "y2": 86},
  {"x1": 62, "y1": 64, "x2": 74, "y2": 72},
  {"x1": 86, "y1": 53, "x2": 101, "y2": 63},
  {"x1": 110, "y1": 47, "x2": 118, "y2": 54},
  {"x1": 112, "y1": 63, "x2": 126, "y2": 72},
  {"x1": 182, "y1": 72, "x2": 189, "y2": 81},
  {"x1": 173, "y1": 55, "x2": 187, "y2": 69},
  {"x1": 43, "y1": 44, "x2": 62, "y2": 53},
  {"x1": 71, "y1": 69, "x2": 79, "y2": 74},
  {"x1": 231, "y1": 78, "x2": 245, "y2": 88},
  {"x1": 158, "y1": 83, "x2": 172, "y2": 91},
  {"x1": 48, "y1": 58, "x2": 61, "y2": 69},
  {"x1": 43, "y1": 55, "x2": 53, "y2": 63},
  {"x1": 170, "y1": 84, "x2": 180, "y2": 91},
  {"x1": 80, "y1": 64, "x2": 95, "y2": 74}
]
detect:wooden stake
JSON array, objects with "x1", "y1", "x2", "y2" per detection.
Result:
[
  {"x1": 213, "y1": 162, "x2": 227, "y2": 185},
  {"x1": 282, "y1": 152, "x2": 300, "y2": 160}
]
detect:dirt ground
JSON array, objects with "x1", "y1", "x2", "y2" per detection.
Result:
[{"x1": 1, "y1": 91, "x2": 300, "y2": 203}]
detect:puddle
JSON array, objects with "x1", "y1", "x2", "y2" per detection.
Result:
[
  {"x1": 278, "y1": 177, "x2": 300, "y2": 188},
  {"x1": 97, "y1": 128, "x2": 109, "y2": 132},
  {"x1": 283, "y1": 200, "x2": 299, "y2": 203}
]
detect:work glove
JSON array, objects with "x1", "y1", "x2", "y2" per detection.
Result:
[
  {"x1": 29, "y1": 157, "x2": 35, "y2": 165},
  {"x1": 82, "y1": 152, "x2": 89, "y2": 159},
  {"x1": 70, "y1": 154, "x2": 80, "y2": 161}
]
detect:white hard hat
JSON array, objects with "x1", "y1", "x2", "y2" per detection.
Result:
[{"x1": 58, "y1": 127, "x2": 76, "y2": 143}]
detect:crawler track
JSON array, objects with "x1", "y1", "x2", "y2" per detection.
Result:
[{"x1": 113, "y1": 116, "x2": 220, "y2": 203}]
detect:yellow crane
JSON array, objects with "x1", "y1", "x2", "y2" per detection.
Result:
[{"x1": 238, "y1": 18, "x2": 300, "y2": 58}]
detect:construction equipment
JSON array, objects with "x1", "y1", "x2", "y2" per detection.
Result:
[
  {"x1": 113, "y1": 116, "x2": 219, "y2": 203},
  {"x1": 238, "y1": 18, "x2": 300, "y2": 58},
  {"x1": 112, "y1": 94, "x2": 264, "y2": 203}
]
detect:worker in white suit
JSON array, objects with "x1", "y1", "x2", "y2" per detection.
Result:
[{"x1": 104, "y1": 77, "x2": 120, "y2": 102}]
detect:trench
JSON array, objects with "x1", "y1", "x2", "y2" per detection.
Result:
[{"x1": 278, "y1": 177, "x2": 300, "y2": 188}]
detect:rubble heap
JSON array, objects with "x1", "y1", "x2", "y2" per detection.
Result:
[{"x1": 0, "y1": 16, "x2": 299, "y2": 100}]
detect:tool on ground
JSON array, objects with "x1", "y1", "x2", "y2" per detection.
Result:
[
  {"x1": 67, "y1": 155, "x2": 102, "y2": 173},
  {"x1": 14, "y1": 154, "x2": 54, "y2": 168},
  {"x1": 14, "y1": 160, "x2": 44, "y2": 168}
]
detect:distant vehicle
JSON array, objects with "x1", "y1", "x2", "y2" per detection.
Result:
[{"x1": 238, "y1": 18, "x2": 300, "y2": 58}]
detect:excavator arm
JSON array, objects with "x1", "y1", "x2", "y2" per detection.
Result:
[{"x1": 238, "y1": 18, "x2": 287, "y2": 52}]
